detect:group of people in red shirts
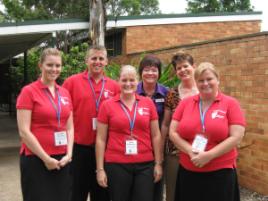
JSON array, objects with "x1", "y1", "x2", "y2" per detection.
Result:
[{"x1": 16, "y1": 46, "x2": 245, "y2": 201}]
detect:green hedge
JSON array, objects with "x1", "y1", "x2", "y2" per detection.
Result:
[{"x1": 11, "y1": 43, "x2": 179, "y2": 95}]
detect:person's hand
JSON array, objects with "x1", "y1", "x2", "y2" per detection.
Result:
[
  {"x1": 154, "y1": 164, "x2": 163, "y2": 183},
  {"x1": 191, "y1": 151, "x2": 212, "y2": 168},
  {"x1": 44, "y1": 157, "x2": 61, "y2": 170},
  {"x1": 188, "y1": 149, "x2": 198, "y2": 159},
  {"x1": 96, "y1": 169, "x2": 108, "y2": 188},
  {"x1": 59, "y1": 154, "x2": 72, "y2": 167}
]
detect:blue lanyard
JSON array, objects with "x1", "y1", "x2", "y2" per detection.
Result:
[
  {"x1": 88, "y1": 77, "x2": 105, "y2": 112},
  {"x1": 199, "y1": 99, "x2": 210, "y2": 132},
  {"x1": 44, "y1": 89, "x2": 61, "y2": 128},
  {"x1": 120, "y1": 101, "x2": 138, "y2": 136}
]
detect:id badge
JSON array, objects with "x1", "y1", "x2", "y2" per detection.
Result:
[
  {"x1": 54, "y1": 131, "x2": 67, "y2": 146},
  {"x1": 192, "y1": 134, "x2": 208, "y2": 152},
  {"x1": 155, "y1": 98, "x2": 165, "y2": 103},
  {"x1": 92, "y1": 118, "x2": 97, "y2": 130},
  {"x1": 125, "y1": 139, "x2": 138, "y2": 155}
]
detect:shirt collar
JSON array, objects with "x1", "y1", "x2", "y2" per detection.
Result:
[
  {"x1": 82, "y1": 70, "x2": 107, "y2": 82},
  {"x1": 36, "y1": 78, "x2": 60, "y2": 90},
  {"x1": 114, "y1": 93, "x2": 141, "y2": 102},
  {"x1": 193, "y1": 91, "x2": 222, "y2": 102},
  {"x1": 137, "y1": 82, "x2": 166, "y2": 96}
]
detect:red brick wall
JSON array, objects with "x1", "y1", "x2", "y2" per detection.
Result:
[
  {"x1": 124, "y1": 21, "x2": 261, "y2": 54},
  {"x1": 110, "y1": 32, "x2": 268, "y2": 195}
]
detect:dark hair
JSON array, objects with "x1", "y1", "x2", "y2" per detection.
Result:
[
  {"x1": 171, "y1": 52, "x2": 194, "y2": 70},
  {"x1": 138, "y1": 54, "x2": 162, "y2": 79}
]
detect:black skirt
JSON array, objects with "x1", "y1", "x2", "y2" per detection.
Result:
[
  {"x1": 20, "y1": 154, "x2": 71, "y2": 201},
  {"x1": 174, "y1": 165, "x2": 240, "y2": 201}
]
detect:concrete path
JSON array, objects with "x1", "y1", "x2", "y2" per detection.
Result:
[
  {"x1": 0, "y1": 112, "x2": 21, "y2": 201},
  {"x1": 0, "y1": 111, "x2": 261, "y2": 201}
]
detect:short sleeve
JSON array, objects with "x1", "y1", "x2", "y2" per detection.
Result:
[
  {"x1": 227, "y1": 98, "x2": 246, "y2": 126},
  {"x1": 164, "y1": 88, "x2": 180, "y2": 111},
  {"x1": 172, "y1": 99, "x2": 187, "y2": 122},
  {"x1": 98, "y1": 101, "x2": 109, "y2": 124},
  {"x1": 62, "y1": 77, "x2": 73, "y2": 95},
  {"x1": 16, "y1": 86, "x2": 34, "y2": 110}
]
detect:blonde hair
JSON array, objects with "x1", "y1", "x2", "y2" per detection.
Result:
[
  {"x1": 39, "y1": 48, "x2": 62, "y2": 64},
  {"x1": 194, "y1": 62, "x2": 219, "y2": 80},
  {"x1": 85, "y1": 45, "x2": 107, "y2": 60},
  {"x1": 120, "y1": 65, "x2": 139, "y2": 80}
]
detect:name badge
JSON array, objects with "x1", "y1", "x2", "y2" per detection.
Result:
[
  {"x1": 125, "y1": 139, "x2": 138, "y2": 155},
  {"x1": 92, "y1": 118, "x2": 97, "y2": 130},
  {"x1": 192, "y1": 134, "x2": 208, "y2": 152},
  {"x1": 54, "y1": 131, "x2": 67, "y2": 146},
  {"x1": 155, "y1": 98, "x2": 165, "y2": 103}
]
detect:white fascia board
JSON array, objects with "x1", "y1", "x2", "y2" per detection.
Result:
[
  {"x1": 106, "y1": 14, "x2": 262, "y2": 28},
  {"x1": 0, "y1": 14, "x2": 262, "y2": 36},
  {"x1": 0, "y1": 22, "x2": 89, "y2": 36}
]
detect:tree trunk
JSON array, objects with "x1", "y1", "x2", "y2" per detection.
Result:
[{"x1": 89, "y1": 0, "x2": 105, "y2": 46}]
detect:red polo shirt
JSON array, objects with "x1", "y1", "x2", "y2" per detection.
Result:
[
  {"x1": 62, "y1": 70, "x2": 120, "y2": 145},
  {"x1": 172, "y1": 92, "x2": 245, "y2": 172},
  {"x1": 98, "y1": 94, "x2": 158, "y2": 163},
  {"x1": 16, "y1": 79, "x2": 73, "y2": 156}
]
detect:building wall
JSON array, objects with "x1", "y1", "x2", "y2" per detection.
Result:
[
  {"x1": 124, "y1": 21, "x2": 261, "y2": 54},
  {"x1": 111, "y1": 32, "x2": 268, "y2": 195}
]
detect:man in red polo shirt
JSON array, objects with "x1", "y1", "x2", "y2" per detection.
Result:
[{"x1": 63, "y1": 45, "x2": 120, "y2": 201}]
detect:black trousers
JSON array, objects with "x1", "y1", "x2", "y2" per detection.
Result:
[
  {"x1": 20, "y1": 154, "x2": 71, "y2": 201},
  {"x1": 70, "y1": 143, "x2": 109, "y2": 201},
  {"x1": 153, "y1": 174, "x2": 164, "y2": 201},
  {"x1": 174, "y1": 165, "x2": 240, "y2": 201},
  {"x1": 105, "y1": 161, "x2": 154, "y2": 201}
]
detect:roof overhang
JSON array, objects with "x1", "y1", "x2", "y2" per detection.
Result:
[
  {"x1": 0, "y1": 11, "x2": 262, "y2": 63},
  {"x1": 0, "y1": 33, "x2": 51, "y2": 63}
]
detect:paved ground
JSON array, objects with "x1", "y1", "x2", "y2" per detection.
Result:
[
  {"x1": 0, "y1": 112, "x2": 21, "y2": 201},
  {"x1": 0, "y1": 111, "x2": 266, "y2": 201}
]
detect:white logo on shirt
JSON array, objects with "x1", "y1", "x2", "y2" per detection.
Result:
[
  {"x1": 138, "y1": 107, "x2": 150, "y2": 115},
  {"x1": 103, "y1": 89, "x2": 114, "y2": 98},
  {"x1": 61, "y1": 97, "x2": 69, "y2": 105},
  {"x1": 104, "y1": 91, "x2": 109, "y2": 98},
  {"x1": 211, "y1": 110, "x2": 226, "y2": 119}
]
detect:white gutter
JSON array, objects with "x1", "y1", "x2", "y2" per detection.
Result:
[
  {"x1": 0, "y1": 13, "x2": 262, "y2": 36},
  {"x1": 107, "y1": 14, "x2": 262, "y2": 28}
]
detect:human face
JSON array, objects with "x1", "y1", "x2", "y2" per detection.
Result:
[
  {"x1": 141, "y1": 66, "x2": 159, "y2": 85},
  {"x1": 119, "y1": 72, "x2": 138, "y2": 95},
  {"x1": 39, "y1": 55, "x2": 62, "y2": 84},
  {"x1": 175, "y1": 61, "x2": 194, "y2": 82},
  {"x1": 86, "y1": 50, "x2": 108, "y2": 76},
  {"x1": 196, "y1": 69, "x2": 219, "y2": 99}
]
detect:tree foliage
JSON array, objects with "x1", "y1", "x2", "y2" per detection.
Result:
[
  {"x1": 11, "y1": 43, "x2": 178, "y2": 95},
  {"x1": 106, "y1": 0, "x2": 160, "y2": 16},
  {"x1": 1, "y1": 0, "x2": 160, "y2": 22},
  {"x1": 1, "y1": 0, "x2": 89, "y2": 21},
  {"x1": 186, "y1": 0, "x2": 253, "y2": 13},
  {"x1": 0, "y1": 11, "x2": 4, "y2": 22}
]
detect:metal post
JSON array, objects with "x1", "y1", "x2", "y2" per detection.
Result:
[{"x1": 23, "y1": 51, "x2": 28, "y2": 85}]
